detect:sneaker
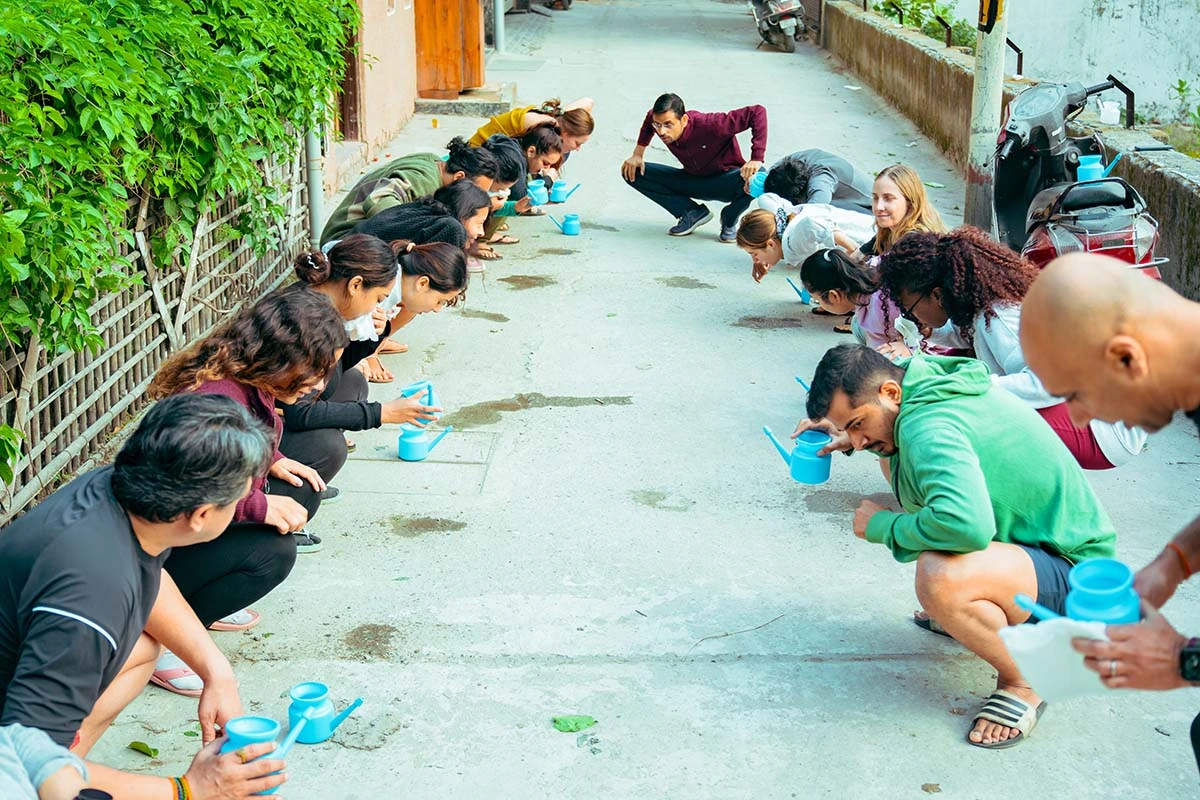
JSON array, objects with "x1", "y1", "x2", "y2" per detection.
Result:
[
  {"x1": 667, "y1": 206, "x2": 713, "y2": 236},
  {"x1": 718, "y1": 225, "x2": 738, "y2": 243},
  {"x1": 719, "y1": 203, "x2": 744, "y2": 230},
  {"x1": 319, "y1": 486, "x2": 342, "y2": 504},
  {"x1": 293, "y1": 530, "x2": 323, "y2": 554}
]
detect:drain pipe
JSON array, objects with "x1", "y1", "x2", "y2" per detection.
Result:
[
  {"x1": 493, "y1": 0, "x2": 506, "y2": 53},
  {"x1": 304, "y1": 125, "x2": 324, "y2": 244}
]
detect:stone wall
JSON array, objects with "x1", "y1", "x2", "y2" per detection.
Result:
[{"x1": 822, "y1": 1, "x2": 1200, "y2": 297}]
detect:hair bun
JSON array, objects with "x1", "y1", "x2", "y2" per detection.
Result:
[{"x1": 293, "y1": 248, "x2": 332, "y2": 284}]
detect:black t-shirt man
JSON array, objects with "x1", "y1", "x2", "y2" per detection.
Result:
[{"x1": 0, "y1": 466, "x2": 167, "y2": 746}]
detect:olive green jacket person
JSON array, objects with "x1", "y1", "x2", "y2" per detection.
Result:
[{"x1": 321, "y1": 152, "x2": 442, "y2": 245}]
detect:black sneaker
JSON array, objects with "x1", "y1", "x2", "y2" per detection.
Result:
[
  {"x1": 718, "y1": 225, "x2": 738, "y2": 243},
  {"x1": 293, "y1": 530, "x2": 322, "y2": 554},
  {"x1": 319, "y1": 486, "x2": 342, "y2": 504},
  {"x1": 667, "y1": 206, "x2": 713, "y2": 236}
]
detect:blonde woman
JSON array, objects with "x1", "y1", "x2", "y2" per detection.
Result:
[{"x1": 860, "y1": 163, "x2": 947, "y2": 257}]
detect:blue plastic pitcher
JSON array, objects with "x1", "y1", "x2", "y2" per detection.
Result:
[
  {"x1": 549, "y1": 213, "x2": 581, "y2": 236},
  {"x1": 748, "y1": 170, "x2": 768, "y2": 198},
  {"x1": 763, "y1": 426, "x2": 832, "y2": 484},
  {"x1": 220, "y1": 716, "x2": 280, "y2": 754},
  {"x1": 549, "y1": 182, "x2": 581, "y2": 202},
  {"x1": 1065, "y1": 557, "x2": 1140, "y2": 624},
  {"x1": 398, "y1": 424, "x2": 453, "y2": 461},
  {"x1": 1076, "y1": 154, "x2": 1105, "y2": 182},
  {"x1": 527, "y1": 181, "x2": 549, "y2": 206},
  {"x1": 287, "y1": 681, "x2": 364, "y2": 745}
]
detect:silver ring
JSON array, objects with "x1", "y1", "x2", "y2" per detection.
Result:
[{"x1": 1109, "y1": 659, "x2": 1118, "y2": 678}]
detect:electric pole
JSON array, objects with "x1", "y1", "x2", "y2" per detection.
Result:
[{"x1": 963, "y1": 1, "x2": 1008, "y2": 233}]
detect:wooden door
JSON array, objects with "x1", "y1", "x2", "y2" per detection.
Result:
[
  {"x1": 462, "y1": 0, "x2": 486, "y2": 90},
  {"x1": 415, "y1": 0, "x2": 464, "y2": 99}
]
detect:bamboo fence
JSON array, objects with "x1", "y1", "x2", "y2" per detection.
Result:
[{"x1": 0, "y1": 138, "x2": 311, "y2": 524}]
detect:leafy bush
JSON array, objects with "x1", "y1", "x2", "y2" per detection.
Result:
[
  {"x1": 880, "y1": 0, "x2": 976, "y2": 54},
  {"x1": 0, "y1": 0, "x2": 358, "y2": 480},
  {"x1": 0, "y1": 0, "x2": 358, "y2": 355}
]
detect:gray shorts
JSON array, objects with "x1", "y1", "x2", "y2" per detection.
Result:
[{"x1": 1016, "y1": 544, "x2": 1073, "y2": 618}]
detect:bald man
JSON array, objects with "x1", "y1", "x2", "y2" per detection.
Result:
[{"x1": 1022, "y1": 252, "x2": 1200, "y2": 774}]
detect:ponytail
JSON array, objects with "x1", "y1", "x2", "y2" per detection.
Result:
[{"x1": 399, "y1": 242, "x2": 469, "y2": 306}]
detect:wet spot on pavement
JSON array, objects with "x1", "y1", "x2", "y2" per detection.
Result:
[
  {"x1": 460, "y1": 309, "x2": 510, "y2": 323},
  {"x1": 441, "y1": 393, "x2": 633, "y2": 428},
  {"x1": 656, "y1": 276, "x2": 716, "y2": 290},
  {"x1": 583, "y1": 222, "x2": 618, "y2": 232},
  {"x1": 390, "y1": 516, "x2": 467, "y2": 537},
  {"x1": 732, "y1": 316, "x2": 807, "y2": 329},
  {"x1": 536, "y1": 248, "x2": 579, "y2": 256},
  {"x1": 803, "y1": 490, "x2": 861, "y2": 514},
  {"x1": 498, "y1": 274, "x2": 557, "y2": 290},
  {"x1": 342, "y1": 624, "x2": 399, "y2": 661},
  {"x1": 631, "y1": 489, "x2": 694, "y2": 512}
]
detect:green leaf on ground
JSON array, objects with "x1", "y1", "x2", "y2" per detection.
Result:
[
  {"x1": 606, "y1": 313, "x2": 617, "y2": 318},
  {"x1": 182, "y1": 730, "x2": 199, "y2": 738},
  {"x1": 552, "y1": 715, "x2": 597, "y2": 733},
  {"x1": 923, "y1": 181, "x2": 946, "y2": 189},
  {"x1": 128, "y1": 741, "x2": 159, "y2": 757},
  {"x1": 393, "y1": 576, "x2": 411, "y2": 581}
]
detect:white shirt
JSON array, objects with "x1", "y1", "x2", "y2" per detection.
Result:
[{"x1": 973, "y1": 302, "x2": 1146, "y2": 465}]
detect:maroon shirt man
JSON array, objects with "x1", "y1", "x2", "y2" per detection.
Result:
[{"x1": 622, "y1": 93, "x2": 768, "y2": 242}]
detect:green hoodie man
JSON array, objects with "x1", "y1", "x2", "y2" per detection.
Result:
[
  {"x1": 866, "y1": 354, "x2": 1115, "y2": 563},
  {"x1": 800, "y1": 344, "x2": 1117, "y2": 751}
]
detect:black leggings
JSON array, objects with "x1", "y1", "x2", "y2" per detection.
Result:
[{"x1": 164, "y1": 524, "x2": 297, "y2": 628}]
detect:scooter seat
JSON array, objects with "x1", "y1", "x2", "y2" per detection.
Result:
[{"x1": 1058, "y1": 181, "x2": 1130, "y2": 212}]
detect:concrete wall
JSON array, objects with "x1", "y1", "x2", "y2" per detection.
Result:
[
  {"x1": 824, "y1": 2, "x2": 1018, "y2": 168},
  {"x1": 950, "y1": 0, "x2": 1200, "y2": 114},
  {"x1": 823, "y1": 1, "x2": 1200, "y2": 297},
  {"x1": 359, "y1": 0, "x2": 418, "y2": 154},
  {"x1": 325, "y1": 0, "x2": 419, "y2": 195}
]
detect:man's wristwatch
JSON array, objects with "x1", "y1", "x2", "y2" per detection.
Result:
[{"x1": 1181, "y1": 637, "x2": 1200, "y2": 682}]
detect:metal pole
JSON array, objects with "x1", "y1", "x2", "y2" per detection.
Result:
[
  {"x1": 962, "y1": 1, "x2": 1008, "y2": 234},
  {"x1": 493, "y1": 0, "x2": 506, "y2": 53},
  {"x1": 305, "y1": 126, "x2": 324, "y2": 244}
]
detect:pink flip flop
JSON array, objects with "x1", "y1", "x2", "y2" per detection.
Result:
[
  {"x1": 208, "y1": 608, "x2": 261, "y2": 632},
  {"x1": 150, "y1": 667, "x2": 203, "y2": 698}
]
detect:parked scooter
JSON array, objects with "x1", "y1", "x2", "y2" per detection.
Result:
[
  {"x1": 749, "y1": 0, "x2": 806, "y2": 53},
  {"x1": 993, "y1": 78, "x2": 1165, "y2": 279}
]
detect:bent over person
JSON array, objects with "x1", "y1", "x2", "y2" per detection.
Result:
[
  {"x1": 0, "y1": 394, "x2": 289, "y2": 797},
  {"x1": 798, "y1": 344, "x2": 1116, "y2": 750},
  {"x1": 621, "y1": 92, "x2": 767, "y2": 243}
]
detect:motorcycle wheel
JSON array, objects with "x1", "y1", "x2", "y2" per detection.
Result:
[{"x1": 770, "y1": 29, "x2": 796, "y2": 52}]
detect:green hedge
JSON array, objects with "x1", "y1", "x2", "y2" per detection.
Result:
[{"x1": 0, "y1": 0, "x2": 359, "y2": 481}]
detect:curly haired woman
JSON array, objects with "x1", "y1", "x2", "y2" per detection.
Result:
[{"x1": 878, "y1": 226, "x2": 1147, "y2": 471}]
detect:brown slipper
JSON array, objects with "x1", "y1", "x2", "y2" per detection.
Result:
[
  {"x1": 378, "y1": 340, "x2": 408, "y2": 354},
  {"x1": 834, "y1": 322, "x2": 853, "y2": 334},
  {"x1": 812, "y1": 306, "x2": 837, "y2": 316}
]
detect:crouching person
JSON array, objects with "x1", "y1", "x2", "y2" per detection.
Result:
[
  {"x1": 797, "y1": 345, "x2": 1117, "y2": 749},
  {"x1": 0, "y1": 394, "x2": 289, "y2": 797}
]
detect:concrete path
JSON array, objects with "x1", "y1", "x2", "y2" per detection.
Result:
[{"x1": 94, "y1": 1, "x2": 1199, "y2": 797}]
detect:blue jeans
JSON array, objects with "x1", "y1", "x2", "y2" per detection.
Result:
[{"x1": 624, "y1": 163, "x2": 752, "y2": 225}]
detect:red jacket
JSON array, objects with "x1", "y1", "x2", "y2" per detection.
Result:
[
  {"x1": 637, "y1": 105, "x2": 768, "y2": 176},
  {"x1": 181, "y1": 379, "x2": 285, "y2": 524}
]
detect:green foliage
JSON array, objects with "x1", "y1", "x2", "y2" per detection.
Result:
[
  {"x1": 0, "y1": 0, "x2": 359, "y2": 356},
  {"x1": 880, "y1": 0, "x2": 976, "y2": 54}
]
